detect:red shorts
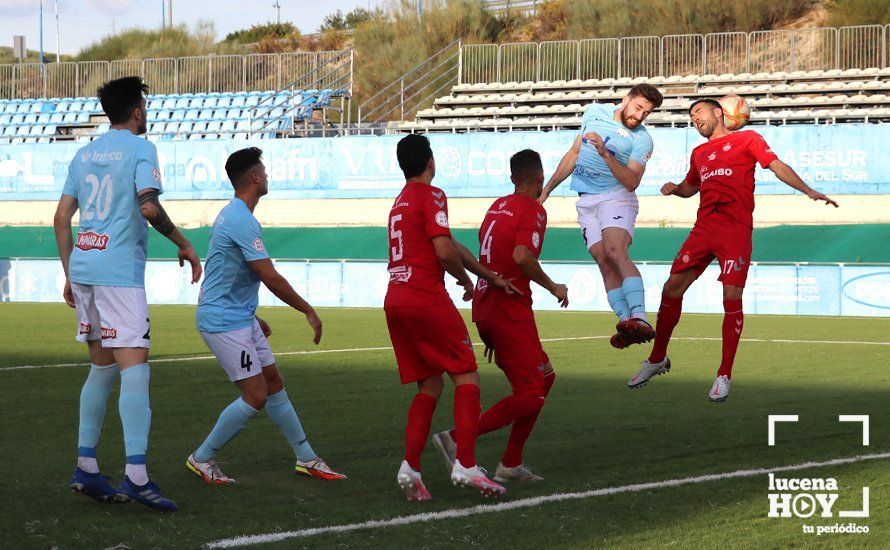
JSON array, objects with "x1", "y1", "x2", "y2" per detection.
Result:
[
  {"x1": 476, "y1": 317, "x2": 549, "y2": 398},
  {"x1": 671, "y1": 210, "x2": 753, "y2": 287},
  {"x1": 385, "y1": 303, "x2": 477, "y2": 384}
]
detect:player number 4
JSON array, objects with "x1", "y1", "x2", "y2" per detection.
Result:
[
  {"x1": 389, "y1": 214, "x2": 404, "y2": 261},
  {"x1": 480, "y1": 220, "x2": 497, "y2": 264},
  {"x1": 240, "y1": 350, "x2": 252, "y2": 372}
]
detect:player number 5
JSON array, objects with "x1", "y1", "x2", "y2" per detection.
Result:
[{"x1": 389, "y1": 214, "x2": 404, "y2": 261}]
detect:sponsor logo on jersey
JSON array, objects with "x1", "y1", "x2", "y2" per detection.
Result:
[
  {"x1": 79, "y1": 322, "x2": 92, "y2": 335},
  {"x1": 699, "y1": 166, "x2": 734, "y2": 181},
  {"x1": 708, "y1": 152, "x2": 717, "y2": 161},
  {"x1": 253, "y1": 237, "x2": 265, "y2": 253},
  {"x1": 100, "y1": 327, "x2": 117, "y2": 339},
  {"x1": 617, "y1": 128, "x2": 630, "y2": 137},
  {"x1": 152, "y1": 168, "x2": 162, "y2": 182},
  {"x1": 388, "y1": 265, "x2": 413, "y2": 283},
  {"x1": 532, "y1": 231, "x2": 541, "y2": 249},
  {"x1": 723, "y1": 142, "x2": 732, "y2": 152},
  {"x1": 435, "y1": 211, "x2": 449, "y2": 228},
  {"x1": 75, "y1": 231, "x2": 110, "y2": 252}
]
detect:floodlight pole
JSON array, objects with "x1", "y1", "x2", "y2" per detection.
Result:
[
  {"x1": 273, "y1": 0, "x2": 281, "y2": 24},
  {"x1": 39, "y1": 0, "x2": 44, "y2": 64},
  {"x1": 166, "y1": 0, "x2": 173, "y2": 28},
  {"x1": 54, "y1": 0, "x2": 60, "y2": 63}
]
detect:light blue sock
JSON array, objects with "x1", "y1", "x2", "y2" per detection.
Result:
[
  {"x1": 77, "y1": 363, "x2": 119, "y2": 470},
  {"x1": 622, "y1": 276, "x2": 648, "y2": 320},
  {"x1": 119, "y1": 364, "x2": 151, "y2": 466},
  {"x1": 194, "y1": 398, "x2": 259, "y2": 462},
  {"x1": 266, "y1": 389, "x2": 316, "y2": 462},
  {"x1": 606, "y1": 288, "x2": 631, "y2": 321}
]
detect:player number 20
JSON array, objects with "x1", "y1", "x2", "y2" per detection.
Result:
[
  {"x1": 82, "y1": 173, "x2": 114, "y2": 221},
  {"x1": 389, "y1": 214, "x2": 404, "y2": 261}
]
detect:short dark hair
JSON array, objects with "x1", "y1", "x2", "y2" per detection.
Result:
[
  {"x1": 97, "y1": 76, "x2": 148, "y2": 124},
  {"x1": 396, "y1": 134, "x2": 433, "y2": 179},
  {"x1": 225, "y1": 147, "x2": 263, "y2": 187},
  {"x1": 627, "y1": 83, "x2": 664, "y2": 109},
  {"x1": 688, "y1": 98, "x2": 723, "y2": 114},
  {"x1": 510, "y1": 149, "x2": 543, "y2": 183}
]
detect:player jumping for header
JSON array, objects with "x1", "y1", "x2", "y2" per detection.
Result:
[
  {"x1": 55, "y1": 77, "x2": 202, "y2": 511},
  {"x1": 432, "y1": 149, "x2": 569, "y2": 483},
  {"x1": 187, "y1": 147, "x2": 345, "y2": 484},
  {"x1": 539, "y1": 84, "x2": 664, "y2": 349},
  {"x1": 629, "y1": 98, "x2": 838, "y2": 401}
]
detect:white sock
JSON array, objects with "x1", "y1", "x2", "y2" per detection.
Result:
[
  {"x1": 125, "y1": 463, "x2": 149, "y2": 486},
  {"x1": 633, "y1": 312, "x2": 649, "y2": 322},
  {"x1": 77, "y1": 456, "x2": 99, "y2": 474}
]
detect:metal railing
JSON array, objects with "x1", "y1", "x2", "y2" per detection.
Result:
[
  {"x1": 460, "y1": 25, "x2": 890, "y2": 83},
  {"x1": 0, "y1": 50, "x2": 351, "y2": 100},
  {"x1": 248, "y1": 49, "x2": 354, "y2": 138},
  {"x1": 357, "y1": 39, "x2": 461, "y2": 127}
]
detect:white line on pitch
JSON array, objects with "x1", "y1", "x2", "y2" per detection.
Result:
[
  {"x1": 204, "y1": 451, "x2": 890, "y2": 549},
  {"x1": 3, "y1": 334, "x2": 888, "y2": 372}
]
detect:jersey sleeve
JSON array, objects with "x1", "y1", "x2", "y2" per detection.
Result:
[
  {"x1": 62, "y1": 158, "x2": 79, "y2": 199},
  {"x1": 629, "y1": 131, "x2": 654, "y2": 167},
  {"x1": 232, "y1": 217, "x2": 270, "y2": 262},
  {"x1": 748, "y1": 132, "x2": 779, "y2": 168},
  {"x1": 515, "y1": 204, "x2": 546, "y2": 255},
  {"x1": 134, "y1": 142, "x2": 164, "y2": 193},
  {"x1": 685, "y1": 153, "x2": 701, "y2": 186},
  {"x1": 423, "y1": 188, "x2": 452, "y2": 240}
]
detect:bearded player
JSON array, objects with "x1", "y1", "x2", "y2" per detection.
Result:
[
  {"x1": 539, "y1": 84, "x2": 663, "y2": 349},
  {"x1": 386, "y1": 134, "x2": 518, "y2": 501},
  {"x1": 432, "y1": 149, "x2": 568, "y2": 483},
  {"x1": 629, "y1": 99, "x2": 838, "y2": 401}
]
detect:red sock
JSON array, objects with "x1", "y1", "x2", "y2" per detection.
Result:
[
  {"x1": 649, "y1": 296, "x2": 683, "y2": 363},
  {"x1": 404, "y1": 393, "x2": 437, "y2": 471},
  {"x1": 453, "y1": 384, "x2": 481, "y2": 468},
  {"x1": 478, "y1": 395, "x2": 542, "y2": 435},
  {"x1": 718, "y1": 299, "x2": 743, "y2": 378},
  {"x1": 502, "y1": 370, "x2": 555, "y2": 468}
]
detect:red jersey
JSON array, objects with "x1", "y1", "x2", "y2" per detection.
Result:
[
  {"x1": 472, "y1": 193, "x2": 547, "y2": 322},
  {"x1": 384, "y1": 181, "x2": 453, "y2": 307},
  {"x1": 685, "y1": 130, "x2": 778, "y2": 229}
]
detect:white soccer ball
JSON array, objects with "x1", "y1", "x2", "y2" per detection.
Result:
[{"x1": 719, "y1": 94, "x2": 751, "y2": 131}]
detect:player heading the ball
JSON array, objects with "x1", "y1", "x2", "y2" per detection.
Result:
[{"x1": 629, "y1": 98, "x2": 839, "y2": 402}]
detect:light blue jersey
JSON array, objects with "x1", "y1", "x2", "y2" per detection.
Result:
[
  {"x1": 196, "y1": 198, "x2": 270, "y2": 333},
  {"x1": 63, "y1": 129, "x2": 162, "y2": 287},
  {"x1": 570, "y1": 103, "x2": 654, "y2": 195}
]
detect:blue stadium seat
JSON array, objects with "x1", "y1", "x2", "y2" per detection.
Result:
[
  {"x1": 162, "y1": 98, "x2": 177, "y2": 110},
  {"x1": 37, "y1": 113, "x2": 51, "y2": 124},
  {"x1": 202, "y1": 97, "x2": 218, "y2": 109},
  {"x1": 49, "y1": 112, "x2": 64, "y2": 123},
  {"x1": 226, "y1": 108, "x2": 242, "y2": 119},
  {"x1": 55, "y1": 100, "x2": 70, "y2": 113},
  {"x1": 24, "y1": 113, "x2": 37, "y2": 124},
  {"x1": 212, "y1": 108, "x2": 227, "y2": 120},
  {"x1": 230, "y1": 96, "x2": 246, "y2": 108},
  {"x1": 185, "y1": 109, "x2": 200, "y2": 121},
  {"x1": 62, "y1": 112, "x2": 77, "y2": 123},
  {"x1": 148, "y1": 98, "x2": 164, "y2": 110},
  {"x1": 220, "y1": 120, "x2": 236, "y2": 133},
  {"x1": 243, "y1": 95, "x2": 260, "y2": 108},
  {"x1": 171, "y1": 110, "x2": 185, "y2": 121},
  {"x1": 76, "y1": 112, "x2": 90, "y2": 123},
  {"x1": 177, "y1": 121, "x2": 193, "y2": 138},
  {"x1": 83, "y1": 99, "x2": 99, "y2": 112},
  {"x1": 68, "y1": 101, "x2": 83, "y2": 112},
  {"x1": 174, "y1": 97, "x2": 189, "y2": 109},
  {"x1": 29, "y1": 102, "x2": 43, "y2": 113},
  {"x1": 2, "y1": 125, "x2": 16, "y2": 137},
  {"x1": 154, "y1": 110, "x2": 171, "y2": 121},
  {"x1": 215, "y1": 96, "x2": 232, "y2": 109},
  {"x1": 11, "y1": 114, "x2": 25, "y2": 124},
  {"x1": 16, "y1": 102, "x2": 32, "y2": 114},
  {"x1": 41, "y1": 102, "x2": 56, "y2": 113},
  {"x1": 0, "y1": 114, "x2": 11, "y2": 125},
  {"x1": 188, "y1": 97, "x2": 204, "y2": 109}
]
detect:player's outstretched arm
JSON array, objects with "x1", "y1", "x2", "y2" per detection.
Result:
[
  {"x1": 249, "y1": 258, "x2": 322, "y2": 344},
  {"x1": 661, "y1": 179, "x2": 699, "y2": 198},
  {"x1": 432, "y1": 236, "x2": 476, "y2": 301},
  {"x1": 513, "y1": 245, "x2": 569, "y2": 308},
  {"x1": 137, "y1": 189, "x2": 203, "y2": 283},
  {"x1": 540, "y1": 134, "x2": 582, "y2": 204},
  {"x1": 767, "y1": 159, "x2": 839, "y2": 207},
  {"x1": 453, "y1": 239, "x2": 521, "y2": 295},
  {"x1": 53, "y1": 194, "x2": 79, "y2": 307}
]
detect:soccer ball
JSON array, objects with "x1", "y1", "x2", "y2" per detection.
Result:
[{"x1": 719, "y1": 94, "x2": 750, "y2": 131}]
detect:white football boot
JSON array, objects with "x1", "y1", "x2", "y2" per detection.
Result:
[
  {"x1": 628, "y1": 356, "x2": 671, "y2": 388},
  {"x1": 451, "y1": 460, "x2": 506, "y2": 497},
  {"x1": 431, "y1": 430, "x2": 457, "y2": 469},
  {"x1": 396, "y1": 460, "x2": 431, "y2": 501},
  {"x1": 709, "y1": 375, "x2": 731, "y2": 402},
  {"x1": 186, "y1": 453, "x2": 236, "y2": 485},
  {"x1": 493, "y1": 462, "x2": 544, "y2": 483}
]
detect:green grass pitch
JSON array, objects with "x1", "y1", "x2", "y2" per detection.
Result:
[{"x1": 1, "y1": 303, "x2": 887, "y2": 548}]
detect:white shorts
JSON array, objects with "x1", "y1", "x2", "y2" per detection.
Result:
[
  {"x1": 200, "y1": 320, "x2": 276, "y2": 382},
  {"x1": 576, "y1": 189, "x2": 639, "y2": 249},
  {"x1": 72, "y1": 283, "x2": 151, "y2": 349}
]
